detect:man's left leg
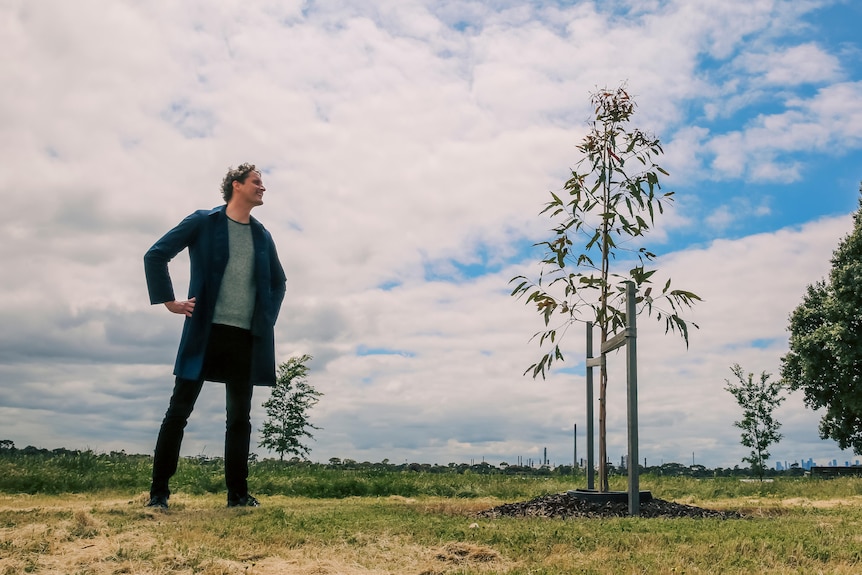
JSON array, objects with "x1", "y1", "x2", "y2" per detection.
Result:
[{"x1": 225, "y1": 377, "x2": 255, "y2": 506}]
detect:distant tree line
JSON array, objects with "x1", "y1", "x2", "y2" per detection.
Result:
[
  {"x1": 0, "y1": 440, "x2": 810, "y2": 478},
  {"x1": 0, "y1": 440, "x2": 144, "y2": 461}
]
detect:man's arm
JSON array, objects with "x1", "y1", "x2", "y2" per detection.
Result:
[
  {"x1": 144, "y1": 212, "x2": 202, "y2": 308},
  {"x1": 269, "y1": 236, "x2": 287, "y2": 323}
]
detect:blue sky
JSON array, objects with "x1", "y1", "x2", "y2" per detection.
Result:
[{"x1": 1, "y1": 0, "x2": 861, "y2": 470}]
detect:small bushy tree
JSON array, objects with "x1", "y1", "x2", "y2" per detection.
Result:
[
  {"x1": 781, "y1": 185, "x2": 862, "y2": 454},
  {"x1": 725, "y1": 364, "x2": 785, "y2": 481},
  {"x1": 259, "y1": 354, "x2": 322, "y2": 460}
]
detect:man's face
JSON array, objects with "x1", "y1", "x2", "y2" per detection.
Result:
[{"x1": 232, "y1": 170, "x2": 265, "y2": 207}]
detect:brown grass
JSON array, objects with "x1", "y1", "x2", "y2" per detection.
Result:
[
  {"x1": 5, "y1": 492, "x2": 862, "y2": 574},
  {"x1": 0, "y1": 493, "x2": 508, "y2": 575}
]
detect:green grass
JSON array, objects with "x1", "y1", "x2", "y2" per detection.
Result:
[
  {"x1": 5, "y1": 451, "x2": 862, "y2": 573},
  {"x1": 4, "y1": 450, "x2": 862, "y2": 501},
  {"x1": 4, "y1": 490, "x2": 862, "y2": 574},
  {"x1": 0, "y1": 451, "x2": 578, "y2": 498},
  {"x1": 5, "y1": 451, "x2": 862, "y2": 575}
]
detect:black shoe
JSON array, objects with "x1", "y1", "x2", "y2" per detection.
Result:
[
  {"x1": 146, "y1": 495, "x2": 169, "y2": 509},
  {"x1": 227, "y1": 494, "x2": 260, "y2": 508}
]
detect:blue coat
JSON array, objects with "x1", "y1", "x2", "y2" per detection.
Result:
[{"x1": 144, "y1": 205, "x2": 286, "y2": 386}]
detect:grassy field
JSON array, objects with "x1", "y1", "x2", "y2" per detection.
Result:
[{"x1": 3, "y1": 454, "x2": 862, "y2": 574}]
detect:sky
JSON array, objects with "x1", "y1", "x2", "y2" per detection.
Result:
[{"x1": 2, "y1": 0, "x2": 862, "y2": 470}]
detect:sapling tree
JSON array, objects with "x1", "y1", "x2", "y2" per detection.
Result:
[
  {"x1": 511, "y1": 85, "x2": 700, "y2": 491},
  {"x1": 725, "y1": 364, "x2": 785, "y2": 481},
  {"x1": 259, "y1": 354, "x2": 322, "y2": 460}
]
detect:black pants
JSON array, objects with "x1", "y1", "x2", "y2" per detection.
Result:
[{"x1": 150, "y1": 324, "x2": 254, "y2": 500}]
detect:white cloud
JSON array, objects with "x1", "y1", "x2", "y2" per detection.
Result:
[
  {"x1": 737, "y1": 42, "x2": 843, "y2": 86},
  {"x1": 1, "y1": 0, "x2": 860, "y2": 470},
  {"x1": 705, "y1": 205, "x2": 735, "y2": 231},
  {"x1": 700, "y1": 82, "x2": 862, "y2": 182},
  {"x1": 699, "y1": 195, "x2": 775, "y2": 230}
]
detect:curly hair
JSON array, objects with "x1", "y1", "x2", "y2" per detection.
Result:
[{"x1": 220, "y1": 163, "x2": 259, "y2": 203}]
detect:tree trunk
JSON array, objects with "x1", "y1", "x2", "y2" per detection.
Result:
[
  {"x1": 599, "y1": 351, "x2": 609, "y2": 491},
  {"x1": 598, "y1": 137, "x2": 612, "y2": 492}
]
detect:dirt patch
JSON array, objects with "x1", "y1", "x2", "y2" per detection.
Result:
[
  {"x1": 416, "y1": 542, "x2": 501, "y2": 575},
  {"x1": 476, "y1": 492, "x2": 743, "y2": 519},
  {"x1": 435, "y1": 542, "x2": 498, "y2": 563}
]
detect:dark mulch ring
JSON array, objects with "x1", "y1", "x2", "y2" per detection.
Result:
[{"x1": 476, "y1": 492, "x2": 744, "y2": 519}]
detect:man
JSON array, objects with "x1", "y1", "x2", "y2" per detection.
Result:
[{"x1": 143, "y1": 163, "x2": 286, "y2": 509}]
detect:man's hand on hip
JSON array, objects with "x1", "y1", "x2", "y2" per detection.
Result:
[{"x1": 165, "y1": 298, "x2": 196, "y2": 317}]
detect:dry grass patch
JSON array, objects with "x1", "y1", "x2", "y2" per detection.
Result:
[
  {"x1": 415, "y1": 496, "x2": 502, "y2": 516},
  {"x1": 0, "y1": 494, "x2": 510, "y2": 575},
  {"x1": 434, "y1": 541, "x2": 499, "y2": 563},
  {"x1": 780, "y1": 496, "x2": 862, "y2": 508},
  {"x1": 714, "y1": 495, "x2": 862, "y2": 517},
  {"x1": 5, "y1": 490, "x2": 862, "y2": 574}
]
